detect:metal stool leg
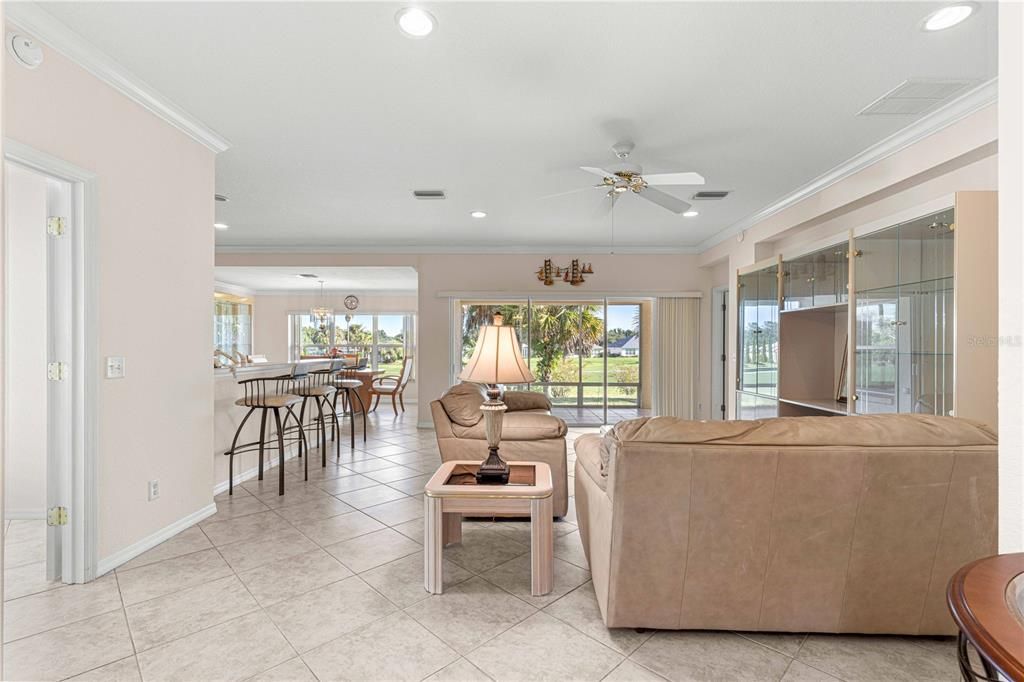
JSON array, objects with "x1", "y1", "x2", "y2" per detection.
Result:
[
  {"x1": 284, "y1": 405, "x2": 308, "y2": 482},
  {"x1": 352, "y1": 389, "x2": 368, "y2": 443},
  {"x1": 316, "y1": 396, "x2": 328, "y2": 469},
  {"x1": 257, "y1": 409, "x2": 268, "y2": 481},
  {"x1": 329, "y1": 394, "x2": 341, "y2": 458},
  {"x1": 273, "y1": 407, "x2": 286, "y2": 496},
  {"x1": 298, "y1": 398, "x2": 308, "y2": 459},
  {"x1": 347, "y1": 388, "x2": 356, "y2": 450},
  {"x1": 226, "y1": 407, "x2": 257, "y2": 496}
]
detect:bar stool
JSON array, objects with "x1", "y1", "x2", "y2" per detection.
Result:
[
  {"x1": 332, "y1": 369, "x2": 368, "y2": 449},
  {"x1": 290, "y1": 363, "x2": 342, "y2": 467},
  {"x1": 225, "y1": 373, "x2": 308, "y2": 496}
]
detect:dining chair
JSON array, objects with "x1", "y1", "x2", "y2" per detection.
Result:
[{"x1": 369, "y1": 356, "x2": 414, "y2": 415}]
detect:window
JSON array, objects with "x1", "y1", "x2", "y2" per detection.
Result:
[
  {"x1": 289, "y1": 312, "x2": 415, "y2": 375},
  {"x1": 214, "y1": 292, "x2": 252, "y2": 359},
  {"x1": 458, "y1": 299, "x2": 643, "y2": 425}
]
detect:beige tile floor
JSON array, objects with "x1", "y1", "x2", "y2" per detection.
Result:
[{"x1": 3, "y1": 406, "x2": 960, "y2": 681}]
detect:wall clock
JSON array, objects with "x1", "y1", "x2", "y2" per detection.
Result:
[{"x1": 344, "y1": 295, "x2": 359, "y2": 311}]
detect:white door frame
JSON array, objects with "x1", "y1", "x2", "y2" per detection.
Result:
[{"x1": 4, "y1": 139, "x2": 99, "y2": 583}]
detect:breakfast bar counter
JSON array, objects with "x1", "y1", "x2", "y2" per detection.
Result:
[{"x1": 213, "y1": 362, "x2": 382, "y2": 490}]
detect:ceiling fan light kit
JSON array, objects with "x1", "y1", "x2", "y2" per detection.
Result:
[{"x1": 577, "y1": 143, "x2": 707, "y2": 215}]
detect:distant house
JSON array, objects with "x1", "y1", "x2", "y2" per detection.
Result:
[{"x1": 593, "y1": 334, "x2": 639, "y2": 358}]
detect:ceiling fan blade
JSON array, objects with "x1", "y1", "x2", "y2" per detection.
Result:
[
  {"x1": 637, "y1": 187, "x2": 691, "y2": 214},
  {"x1": 539, "y1": 185, "x2": 603, "y2": 201},
  {"x1": 580, "y1": 166, "x2": 620, "y2": 181},
  {"x1": 642, "y1": 172, "x2": 706, "y2": 186}
]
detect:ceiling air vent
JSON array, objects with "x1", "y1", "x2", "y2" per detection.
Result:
[
  {"x1": 692, "y1": 190, "x2": 730, "y2": 200},
  {"x1": 413, "y1": 190, "x2": 446, "y2": 200},
  {"x1": 858, "y1": 79, "x2": 977, "y2": 116}
]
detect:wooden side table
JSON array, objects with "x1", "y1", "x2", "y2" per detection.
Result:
[{"x1": 424, "y1": 460, "x2": 553, "y2": 596}]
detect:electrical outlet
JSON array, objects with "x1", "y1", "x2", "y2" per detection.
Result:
[{"x1": 148, "y1": 479, "x2": 160, "y2": 501}]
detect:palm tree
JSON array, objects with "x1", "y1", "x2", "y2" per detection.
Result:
[
  {"x1": 530, "y1": 305, "x2": 603, "y2": 382},
  {"x1": 462, "y1": 305, "x2": 527, "y2": 359}
]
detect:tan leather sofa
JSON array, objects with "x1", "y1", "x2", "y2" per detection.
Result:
[
  {"x1": 431, "y1": 382, "x2": 569, "y2": 516},
  {"x1": 574, "y1": 414, "x2": 997, "y2": 634}
]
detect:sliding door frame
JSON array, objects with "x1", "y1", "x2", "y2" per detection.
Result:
[{"x1": 450, "y1": 295, "x2": 653, "y2": 426}]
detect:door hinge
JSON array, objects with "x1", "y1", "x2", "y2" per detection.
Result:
[
  {"x1": 720, "y1": 353, "x2": 727, "y2": 362},
  {"x1": 47, "y1": 506, "x2": 68, "y2": 526},
  {"x1": 46, "y1": 216, "x2": 67, "y2": 237},
  {"x1": 719, "y1": 404, "x2": 726, "y2": 414},
  {"x1": 47, "y1": 361, "x2": 68, "y2": 381}
]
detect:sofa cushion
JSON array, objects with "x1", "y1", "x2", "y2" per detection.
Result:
[
  {"x1": 450, "y1": 411, "x2": 568, "y2": 441},
  {"x1": 502, "y1": 390, "x2": 551, "y2": 412},
  {"x1": 609, "y1": 413, "x2": 996, "y2": 448},
  {"x1": 573, "y1": 434, "x2": 607, "y2": 491},
  {"x1": 440, "y1": 382, "x2": 486, "y2": 427}
]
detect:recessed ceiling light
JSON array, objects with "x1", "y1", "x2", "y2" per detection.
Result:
[
  {"x1": 470, "y1": 211, "x2": 487, "y2": 218},
  {"x1": 214, "y1": 223, "x2": 229, "y2": 230},
  {"x1": 922, "y1": 3, "x2": 977, "y2": 31},
  {"x1": 396, "y1": 7, "x2": 436, "y2": 38},
  {"x1": 683, "y1": 210, "x2": 699, "y2": 217}
]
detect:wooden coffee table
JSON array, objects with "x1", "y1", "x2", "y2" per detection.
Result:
[{"x1": 424, "y1": 460, "x2": 553, "y2": 596}]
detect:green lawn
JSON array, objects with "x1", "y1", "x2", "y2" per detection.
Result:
[
  {"x1": 377, "y1": 360, "x2": 403, "y2": 377},
  {"x1": 456, "y1": 353, "x2": 641, "y2": 406}
]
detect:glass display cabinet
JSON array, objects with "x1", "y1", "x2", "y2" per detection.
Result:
[
  {"x1": 734, "y1": 191, "x2": 995, "y2": 427},
  {"x1": 735, "y1": 260, "x2": 780, "y2": 419},
  {"x1": 778, "y1": 237, "x2": 852, "y2": 417},
  {"x1": 854, "y1": 208, "x2": 954, "y2": 416},
  {"x1": 783, "y1": 244, "x2": 848, "y2": 310}
]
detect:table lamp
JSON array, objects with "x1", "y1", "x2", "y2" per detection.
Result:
[{"x1": 458, "y1": 313, "x2": 535, "y2": 484}]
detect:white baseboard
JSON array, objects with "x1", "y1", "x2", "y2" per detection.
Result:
[
  {"x1": 96, "y1": 503, "x2": 217, "y2": 576},
  {"x1": 4, "y1": 509, "x2": 46, "y2": 520},
  {"x1": 213, "y1": 450, "x2": 300, "y2": 496},
  {"x1": 416, "y1": 420, "x2": 434, "y2": 430}
]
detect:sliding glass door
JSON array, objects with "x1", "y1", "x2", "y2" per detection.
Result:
[{"x1": 458, "y1": 298, "x2": 645, "y2": 426}]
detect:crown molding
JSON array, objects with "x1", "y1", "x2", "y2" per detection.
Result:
[
  {"x1": 244, "y1": 288, "x2": 418, "y2": 297},
  {"x1": 6, "y1": 2, "x2": 231, "y2": 153},
  {"x1": 213, "y1": 280, "x2": 255, "y2": 297},
  {"x1": 214, "y1": 243, "x2": 701, "y2": 255},
  {"x1": 697, "y1": 76, "x2": 998, "y2": 253}
]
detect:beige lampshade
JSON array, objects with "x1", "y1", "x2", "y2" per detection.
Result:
[{"x1": 459, "y1": 316, "x2": 535, "y2": 385}]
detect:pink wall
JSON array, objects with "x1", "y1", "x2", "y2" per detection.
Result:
[{"x1": 5, "y1": 37, "x2": 216, "y2": 561}]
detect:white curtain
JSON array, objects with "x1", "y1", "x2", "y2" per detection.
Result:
[{"x1": 654, "y1": 297, "x2": 701, "y2": 419}]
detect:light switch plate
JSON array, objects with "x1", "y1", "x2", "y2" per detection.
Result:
[{"x1": 105, "y1": 356, "x2": 125, "y2": 379}]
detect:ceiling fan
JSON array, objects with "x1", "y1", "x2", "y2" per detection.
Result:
[{"x1": 578, "y1": 142, "x2": 705, "y2": 214}]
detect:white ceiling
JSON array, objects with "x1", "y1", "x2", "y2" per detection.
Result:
[
  {"x1": 215, "y1": 266, "x2": 418, "y2": 292},
  {"x1": 42, "y1": 1, "x2": 998, "y2": 250}
]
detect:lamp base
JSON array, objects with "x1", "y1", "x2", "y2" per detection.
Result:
[{"x1": 475, "y1": 447, "x2": 510, "y2": 485}]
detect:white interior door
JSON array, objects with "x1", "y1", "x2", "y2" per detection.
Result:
[{"x1": 4, "y1": 161, "x2": 73, "y2": 582}]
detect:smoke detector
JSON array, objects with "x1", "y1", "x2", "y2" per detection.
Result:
[{"x1": 7, "y1": 33, "x2": 43, "y2": 69}]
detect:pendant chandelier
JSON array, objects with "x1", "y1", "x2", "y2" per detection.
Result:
[{"x1": 310, "y1": 280, "x2": 333, "y2": 332}]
